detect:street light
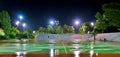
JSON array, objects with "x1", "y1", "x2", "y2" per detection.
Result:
[
  {"x1": 18, "y1": 15, "x2": 24, "y2": 31},
  {"x1": 22, "y1": 23, "x2": 26, "y2": 31},
  {"x1": 75, "y1": 20, "x2": 80, "y2": 25},
  {"x1": 50, "y1": 20, "x2": 54, "y2": 25},
  {"x1": 16, "y1": 21, "x2": 20, "y2": 26},
  {"x1": 91, "y1": 22, "x2": 94, "y2": 27},
  {"x1": 90, "y1": 22, "x2": 95, "y2": 42},
  {"x1": 33, "y1": 31, "x2": 36, "y2": 34},
  {"x1": 74, "y1": 20, "x2": 80, "y2": 33},
  {"x1": 22, "y1": 23, "x2": 26, "y2": 27},
  {"x1": 22, "y1": 23, "x2": 29, "y2": 39},
  {"x1": 19, "y1": 15, "x2": 23, "y2": 20}
]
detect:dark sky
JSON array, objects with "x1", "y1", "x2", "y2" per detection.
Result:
[{"x1": 0, "y1": 0, "x2": 120, "y2": 30}]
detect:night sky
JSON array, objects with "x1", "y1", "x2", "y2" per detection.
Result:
[{"x1": 0, "y1": 0, "x2": 120, "y2": 30}]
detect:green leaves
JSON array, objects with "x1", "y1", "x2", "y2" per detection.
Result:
[
  {"x1": 94, "y1": 3, "x2": 120, "y2": 33},
  {"x1": 63, "y1": 24, "x2": 75, "y2": 34},
  {"x1": 54, "y1": 26, "x2": 63, "y2": 34},
  {"x1": 37, "y1": 25, "x2": 75, "y2": 34},
  {"x1": 0, "y1": 11, "x2": 11, "y2": 36},
  {"x1": 0, "y1": 28, "x2": 5, "y2": 36},
  {"x1": 79, "y1": 22, "x2": 93, "y2": 34},
  {"x1": 39, "y1": 27, "x2": 46, "y2": 34}
]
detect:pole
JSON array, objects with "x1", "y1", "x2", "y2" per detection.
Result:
[{"x1": 93, "y1": 33, "x2": 95, "y2": 42}]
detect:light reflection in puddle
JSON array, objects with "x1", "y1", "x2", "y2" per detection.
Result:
[
  {"x1": 16, "y1": 52, "x2": 27, "y2": 57},
  {"x1": 49, "y1": 39, "x2": 55, "y2": 57},
  {"x1": 16, "y1": 39, "x2": 28, "y2": 57},
  {"x1": 90, "y1": 42, "x2": 94, "y2": 57},
  {"x1": 90, "y1": 49, "x2": 94, "y2": 57},
  {"x1": 74, "y1": 50, "x2": 80, "y2": 57},
  {"x1": 22, "y1": 44, "x2": 27, "y2": 50},
  {"x1": 73, "y1": 44, "x2": 80, "y2": 57},
  {"x1": 16, "y1": 43, "x2": 21, "y2": 51},
  {"x1": 50, "y1": 48, "x2": 55, "y2": 57},
  {"x1": 16, "y1": 52, "x2": 21, "y2": 57},
  {"x1": 89, "y1": 42, "x2": 99, "y2": 57}
]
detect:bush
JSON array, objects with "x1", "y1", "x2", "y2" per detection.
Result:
[
  {"x1": 9, "y1": 32, "x2": 16, "y2": 39},
  {"x1": 17, "y1": 32, "x2": 27, "y2": 39}
]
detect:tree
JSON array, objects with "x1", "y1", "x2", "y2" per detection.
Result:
[
  {"x1": 94, "y1": 3, "x2": 120, "y2": 33},
  {"x1": 9, "y1": 27, "x2": 20, "y2": 38},
  {"x1": 0, "y1": 11, "x2": 11, "y2": 37},
  {"x1": 69, "y1": 26, "x2": 75, "y2": 34},
  {"x1": 18, "y1": 32, "x2": 27, "y2": 39},
  {"x1": 63, "y1": 24, "x2": 68, "y2": 33},
  {"x1": 0, "y1": 28, "x2": 5, "y2": 36},
  {"x1": 94, "y1": 12, "x2": 109, "y2": 33},
  {"x1": 63, "y1": 24, "x2": 75, "y2": 34},
  {"x1": 79, "y1": 22, "x2": 93, "y2": 34},
  {"x1": 33, "y1": 31, "x2": 38, "y2": 38},
  {"x1": 0, "y1": 18, "x2": 1, "y2": 28},
  {"x1": 38, "y1": 27, "x2": 46, "y2": 34},
  {"x1": 103, "y1": 3, "x2": 120, "y2": 31},
  {"x1": 0, "y1": 28, "x2": 5, "y2": 39},
  {"x1": 47, "y1": 25, "x2": 54, "y2": 34},
  {"x1": 27, "y1": 29, "x2": 35, "y2": 39},
  {"x1": 54, "y1": 25, "x2": 63, "y2": 34}
]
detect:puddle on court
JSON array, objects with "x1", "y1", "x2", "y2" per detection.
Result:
[{"x1": 0, "y1": 41, "x2": 120, "y2": 57}]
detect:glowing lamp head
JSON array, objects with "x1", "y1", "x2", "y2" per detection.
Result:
[
  {"x1": 22, "y1": 23, "x2": 26, "y2": 27},
  {"x1": 50, "y1": 21, "x2": 54, "y2": 25},
  {"x1": 19, "y1": 15, "x2": 23, "y2": 20},
  {"x1": 75, "y1": 21, "x2": 80, "y2": 25},
  {"x1": 33, "y1": 31, "x2": 35, "y2": 33},
  {"x1": 16, "y1": 21, "x2": 20, "y2": 26},
  {"x1": 91, "y1": 22, "x2": 94, "y2": 26}
]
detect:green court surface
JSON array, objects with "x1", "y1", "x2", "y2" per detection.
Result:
[{"x1": 0, "y1": 41, "x2": 120, "y2": 54}]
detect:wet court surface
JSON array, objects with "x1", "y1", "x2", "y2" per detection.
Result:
[{"x1": 0, "y1": 41, "x2": 120, "y2": 57}]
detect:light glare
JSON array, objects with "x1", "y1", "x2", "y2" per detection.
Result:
[
  {"x1": 23, "y1": 23, "x2": 26, "y2": 27},
  {"x1": 19, "y1": 15, "x2": 23, "y2": 19},
  {"x1": 91, "y1": 22, "x2": 94, "y2": 26},
  {"x1": 74, "y1": 50, "x2": 80, "y2": 57},
  {"x1": 50, "y1": 21, "x2": 54, "y2": 25},
  {"x1": 16, "y1": 21, "x2": 20, "y2": 26},
  {"x1": 75, "y1": 21, "x2": 79, "y2": 25}
]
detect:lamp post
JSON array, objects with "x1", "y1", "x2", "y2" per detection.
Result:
[
  {"x1": 74, "y1": 20, "x2": 80, "y2": 33},
  {"x1": 15, "y1": 21, "x2": 20, "y2": 28},
  {"x1": 18, "y1": 15, "x2": 23, "y2": 31},
  {"x1": 15, "y1": 15, "x2": 28, "y2": 39},
  {"x1": 90, "y1": 22, "x2": 95, "y2": 41},
  {"x1": 22, "y1": 23, "x2": 26, "y2": 31}
]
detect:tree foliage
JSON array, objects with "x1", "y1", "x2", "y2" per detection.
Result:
[
  {"x1": 63, "y1": 24, "x2": 75, "y2": 34},
  {"x1": 27, "y1": 29, "x2": 35, "y2": 39},
  {"x1": 9, "y1": 27, "x2": 20, "y2": 38},
  {"x1": 54, "y1": 26, "x2": 63, "y2": 34},
  {"x1": 47, "y1": 25, "x2": 54, "y2": 34},
  {"x1": 94, "y1": 3, "x2": 120, "y2": 33},
  {"x1": 18, "y1": 32, "x2": 27, "y2": 39},
  {"x1": 37, "y1": 24, "x2": 75, "y2": 34},
  {"x1": 0, "y1": 11, "x2": 11, "y2": 36},
  {"x1": 0, "y1": 28, "x2": 6, "y2": 39},
  {"x1": 0, "y1": 28, "x2": 5, "y2": 36},
  {"x1": 69, "y1": 26, "x2": 75, "y2": 34},
  {"x1": 38, "y1": 27, "x2": 46, "y2": 34},
  {"x1": 79, "y1": 22, "x2": 93, "y2": 34},
  {"x1": 94, "y1": 12, "x2": 109, "y2": 33}
]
